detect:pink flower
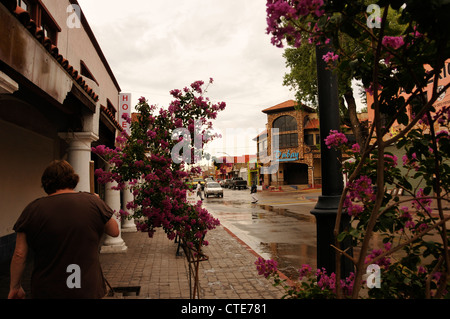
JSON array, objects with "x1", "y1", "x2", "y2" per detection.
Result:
[
  {"x1": 382, "y1": 36, "x2": 405, "y2": 50},
  {"x1": 322, "y1": 51, "x2": 339, "y2": 63},
  {"x1": 412, "y1": 188, "x2": 432, "y2": 214},
  {"x1": 325, "y1": 130, "x2": 348, "y2": 149},
  {"x1": 147, "y1": 130, "x2": 157, "y2": 139},
  {"x1": 346, "y1": 202, "x2": 365, "y2": 217},
  {"x1": 170, "y1": 89, "x2": 182, "y2": 98},
  {"x1": 351, "y1": 143, "x2": 361, "y2": 153},
  {"x1": 384, "y1": 154, "x2": 398, "y2": 167},
  {"x1": 365, "y1": 82, "x2": 383, "y2": 96},
  {"x1": 121, "y1": 112, "x2": 132, "y2": 124},
  {"x1": 365, "y1": 243, "x2": 391, "y2": 268},
  {"x1": 255, "y1": 258, "x2": 278, "y2": 278},
  {"x1": 299, "y1": 264, "x2": 313, "y2": 279},
  {"x1": 138, "y1": 96, "x2": 146, "y2": 103},
  {"x1": 190, "y1": 80, "x2": 204, "y2": 93}
]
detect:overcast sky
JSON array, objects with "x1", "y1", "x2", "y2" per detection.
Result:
[{"x1": 77, "y1": 0, "x2": 296, "y2": 158}]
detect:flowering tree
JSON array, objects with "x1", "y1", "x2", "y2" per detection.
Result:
[
  {"x1": 93, "y1": 80, "x2": 225, "y2": 297},
  {"x1": 259, "y1": 0, "x2": 450, "y2": 298}
]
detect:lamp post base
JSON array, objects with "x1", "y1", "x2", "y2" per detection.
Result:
[{"x1": 311, "y1": 195, "x2": 353, "y2": 276}]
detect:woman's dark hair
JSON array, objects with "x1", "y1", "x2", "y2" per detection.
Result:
[{"x1": 41, "y1": 160, "x2": 79, "y2": 195}]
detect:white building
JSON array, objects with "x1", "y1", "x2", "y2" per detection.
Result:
[{"x1": 0, "y1": 0, "x2": 129, "y2": 269}]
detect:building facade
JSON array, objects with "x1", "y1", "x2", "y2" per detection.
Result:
[
  {"x1": 259, "y1": 100, "x2": 322, "y2": 189},
  {"x1": 0, "y1": 0, "x2": 128, "y2": 266}
]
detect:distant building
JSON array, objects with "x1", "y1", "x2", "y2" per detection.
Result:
[
  {"x1": 259, "y1": 100, "x2": 322, "y2": 189},
  {"x1": 214, "y1": 154, "x2": 257, "y2": 186},
  {"x1": 367, "y1": 60, "x2": 450, "y2": 135}
]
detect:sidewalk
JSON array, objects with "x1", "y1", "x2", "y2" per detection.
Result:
[{"x1": 100, "y1": 224, "x2": 286, "y2": 299}]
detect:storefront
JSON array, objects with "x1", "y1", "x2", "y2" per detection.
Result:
[{"x1": 260, "y1": 100, "x2": 322, "y2": 189}]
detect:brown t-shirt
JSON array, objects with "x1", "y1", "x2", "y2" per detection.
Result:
[{"x1": 14, "y1": 192, "x2": 114, "y2": 299}]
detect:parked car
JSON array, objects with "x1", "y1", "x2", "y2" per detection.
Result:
[
  {"x1": 224, "y1": 179, "x2": 233, "y2": 188},
  {"x1": 204, "y1": 182, "x2": 223, "y2": 198},
  {"x1": 231, "y1": 177, "x2": 247, "y2": 190}
]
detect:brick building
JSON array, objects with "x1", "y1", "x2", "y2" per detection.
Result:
[{"x1": 259, "y1": 100, "x2": 322, "y2": 189}]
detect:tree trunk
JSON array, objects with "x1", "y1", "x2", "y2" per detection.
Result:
[{"x1": 344, "y1": 89, "x2": 365, "y2": 152}]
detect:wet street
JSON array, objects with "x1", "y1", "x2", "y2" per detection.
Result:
[{"x1": 202, "y1": 188, "x2": 320, "y2": 279}]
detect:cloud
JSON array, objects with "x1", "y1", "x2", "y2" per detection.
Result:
[{"x1": 78, "y1": 0, "x2": 295, "y2": 156}]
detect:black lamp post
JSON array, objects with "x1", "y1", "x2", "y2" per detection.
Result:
[{"x1": 310, "y1": 45, "x2": 352, "y2": 276}]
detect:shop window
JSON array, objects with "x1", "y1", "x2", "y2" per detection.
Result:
[{"x1": 273, "y1": 115, "x2": 297, "y2": 133}]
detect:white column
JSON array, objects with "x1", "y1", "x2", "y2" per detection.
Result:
[
  {"x1": 121, "y1": 184, "x2": 137, "y2": 232},
  {"x1": 100, "y1": 166, "x2": 128, "y2": 254},
  {"x1": 58, "y1": 132, "x2": 98, "y2": 192}
]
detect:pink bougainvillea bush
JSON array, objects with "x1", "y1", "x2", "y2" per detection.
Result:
[
  {"x1": 93, "y1": 79, "x2": 225, "y2": 250},
  {"x1": 258, "y1": 0, "x2": 450, "y2": 299}
]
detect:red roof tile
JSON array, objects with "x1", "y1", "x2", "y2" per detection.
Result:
[
  {"x1": 262, "y1": 100, "x2": 297, "y2": 113},
  {"x1": 101, "y1": 105, "x2": 123, "y2": 131},
  {"x1": 304, "y1": 118, "x2": 319, "y2": 130}
]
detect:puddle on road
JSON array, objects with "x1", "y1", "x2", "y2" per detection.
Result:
[
  {"x1": 205, "y1": 196, "x2": 319, "y2": 281},
  {"x1": 258, "y1": 205, "x2": 317, "y2": 223}
]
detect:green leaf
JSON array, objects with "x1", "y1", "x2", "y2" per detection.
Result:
[
  {"x1": 337, "y1": 232, "x2": 348, "y2": 242},
  {"x1": 423, "y1": 186, "x2": 432, "y2": 195}
]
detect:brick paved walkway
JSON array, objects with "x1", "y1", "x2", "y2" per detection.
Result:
[{"x1": 100, "y1": 225, "x2": 285, "y2": 299}]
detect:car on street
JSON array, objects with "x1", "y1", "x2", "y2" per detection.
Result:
[
  {"x1": 231, "y1": 177, "x2": 247, "y2": 190},
  {"x1": 224, "y1": 179, "x2": 233, "y2": 188},
  {"x1": 223, "y1": 178, "x2": 233, "y2": 188},
  {"x1": 204, "y1": 181, "x2": 223, "y2": 198},
  {"x1": 192, "y1": 178, "x2": 205, "y2": 190}
]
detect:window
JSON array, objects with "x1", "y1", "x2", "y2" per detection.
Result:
[
  {"x1": 273, "y1": 115, "x2": 297, "y2": 133},
  {"x1": 39, "y1": 4, "x2": 61, "y2": 44},
  {"x1": 305, "y1": 133, "x2": 321, "y2": 147},
  {"x1": 80, "y1": 61, "x2": 99, "y2": 86},
  {"x1": 18, "y1": 0, "x2": 29, "y2": 11},
  {"x1": 106, "y1": 99, "x2": 117, "y2": 117},
  {"x1": 273, "y1": 116, "x2": 298, "y2": 148},
  {"x1": 305, "y1": 134, "x2": 315, "y2": 146},
  {"x1": 17, "y1": 0, "x2": 61, "y2": 44},
  {"x1": 276, "y1": 133, "x2": 298, "y2": 148}
]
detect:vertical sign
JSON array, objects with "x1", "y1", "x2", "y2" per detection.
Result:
[
  {"x1": 186, "y1": 190, "x2": 197, "y2": 206},
  {"x1": 119, "y1": 93, "x2": 131, "y2": 134}
]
